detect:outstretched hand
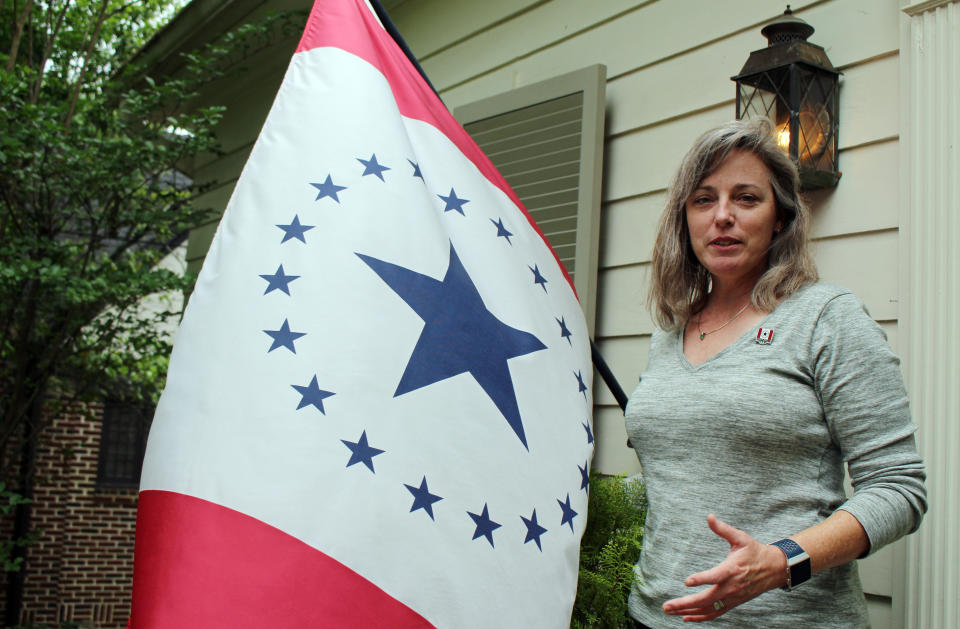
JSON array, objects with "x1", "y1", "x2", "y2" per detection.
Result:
[{"x1": 662, "y1": 514, "x2": 786, "y2": 622}]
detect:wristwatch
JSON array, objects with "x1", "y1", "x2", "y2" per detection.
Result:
[{"x1": 770, "y1": 539, "x2": 811, "y2": 590}]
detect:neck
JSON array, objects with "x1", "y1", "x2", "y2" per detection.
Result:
[{"x1": 707, "y1": 275, "x2": 757, "y2": 313}]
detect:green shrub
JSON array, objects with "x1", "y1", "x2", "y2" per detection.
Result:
[
  {"x1": 572, "y1": 473, "x2": 646, "y2": 629},
  {"x1": 0, "y1": 482, "x2": 35, "y2": 574}
]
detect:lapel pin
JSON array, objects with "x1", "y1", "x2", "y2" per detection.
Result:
[{"x1": 756, "y1": 327, "x2": 774, "y2": 345}]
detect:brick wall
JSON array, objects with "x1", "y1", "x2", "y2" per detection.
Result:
[{"x1": 2, "y1": 401, "x2": 138, "y2": 628}]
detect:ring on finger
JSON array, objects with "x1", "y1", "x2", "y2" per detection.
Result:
[{"x1": 713, "y1": 600, "x2": 725, "y2": 611}]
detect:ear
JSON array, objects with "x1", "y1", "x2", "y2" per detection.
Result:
[{"x1": 774, "y1": 220, "x2": 784, "y2": 234}]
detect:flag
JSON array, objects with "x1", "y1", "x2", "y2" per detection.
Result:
[{"x1": 129, "y1": 0, "x2": 593, "y2": 627}]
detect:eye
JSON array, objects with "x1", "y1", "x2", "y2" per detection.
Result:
[
  {"x1": 738, "y1": 193, "x2": 760, "y2": 205},
  {"x1": 690, "y1": 195, "x2": 713, "y2": 206}
]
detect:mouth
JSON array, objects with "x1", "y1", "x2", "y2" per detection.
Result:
[{"x1": 710, "y1": 237, "x2": 741, "y2": 247}]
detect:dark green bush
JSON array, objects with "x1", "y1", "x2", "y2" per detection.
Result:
[{"x1": 572, "y1": 473, "x2": 646, "y2": 629}]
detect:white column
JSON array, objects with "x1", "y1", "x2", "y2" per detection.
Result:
[{"x1": 898, "y1": 1, "x2": 960, "y2": 627}]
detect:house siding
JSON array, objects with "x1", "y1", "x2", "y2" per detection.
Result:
[{"x1": 387, "y1": 1, "x2": 907, "y2": 626}]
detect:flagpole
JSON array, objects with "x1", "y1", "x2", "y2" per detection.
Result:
[
  {"x1": 590, "y1": 339, "x2": 628, "y2": 411},
  {"x1": 367, "y1": 0, "x2": 629, "y2": 414},
  {"x1": 366, "y1": 0, "x2": 440, "y2": 99}
]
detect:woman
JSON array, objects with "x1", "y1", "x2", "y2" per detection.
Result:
[{"x1": 624, "y1": 119, "x2": 926, "y2": 628}]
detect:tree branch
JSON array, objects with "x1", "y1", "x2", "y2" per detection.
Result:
[
  {"x1": 4, "y1": 0, "x2": 34, "y2": 72},
  {"x1": 64, "y1": 0, "x2": 110, "y2": 133},
  {"x1": 30, "y1": 0, "x2": 72, "y2": 104}
]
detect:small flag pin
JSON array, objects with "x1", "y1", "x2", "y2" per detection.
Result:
[{"x1": 756, "y1": 327, "x2": 774, "y2": 345}]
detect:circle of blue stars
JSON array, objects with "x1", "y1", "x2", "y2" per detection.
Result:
[{"x1": 255, "y1": 149, "x2": 594, "y2": 553}]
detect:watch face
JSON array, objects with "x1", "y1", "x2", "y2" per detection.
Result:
[{"x1": 793, "y1": 558, "x2": 812, "y2": 586}]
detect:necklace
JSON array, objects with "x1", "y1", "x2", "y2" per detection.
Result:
[{"x1": 697, "y1": 302, "x2": 750, "y2": 341}]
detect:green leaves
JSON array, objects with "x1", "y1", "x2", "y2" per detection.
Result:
[
  {"x1": 572, "y1": 473, "x2": 647, "y2": 629},
  {"x1": 0, "y1": 0, "x2": 220, "y2": 466}
]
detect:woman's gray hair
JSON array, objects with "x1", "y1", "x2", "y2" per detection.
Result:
[{"x1": 648, "y1": 118, "x2": 818, "y2": 331}]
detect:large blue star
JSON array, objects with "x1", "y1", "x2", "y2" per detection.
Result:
[
  {"x1": 556, "y1": 316, "x2": 572, "y2": 345},
  {"x1": 358, "y1": 154, "x2": 390, "y2": 181},
  {"x1": 404, "y1": 476, "x2": 443, "y2": 520},
  {"x1": 521, "y1": 508, "x2": 548, "y2": 551},
  {"x1": 264, "y1": 319, "x2": 306, "y2": 353},
  {"x1": 276, "y1": 215, "x2": 315, "y2": 244},
  {"x1": 583, "y1": 421, "x2": 594, "y2": 444},
  {"x1": 259, "y1": 264, "x2": 300, "y2": 295},
  {"x1": 529, "y1": 265, "x2": 548, "y2": 293},
  {"x1": 291, "y1": 375, "x2": 334, "y2": 413},
  {"x1": 341, "y1": 430, "x2": 384, "y2": 472},
  {"x1": 356, "y1": 243, "x2": 546, "y2": 449},
  {"x1": 310, "y1": 175, "x2": 346, "y2": 202},
  {"x1": 490, "y1": 217, "x2": 513, "y2": 244},
  {"x1": 438, "y1": 188, "x2": 469, "y2": 215},
  {"x1": 558, "y1": 493, "x2": 578, "y2": 532},
  {"x1": 579, "y1": 460, "x2": 590, "y2": 491},
  {"x1": 468, "y1": 503, "x2": 501, "y2": 547}
]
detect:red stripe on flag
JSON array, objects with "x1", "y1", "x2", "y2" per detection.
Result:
[
  {"x1": 129, "y1": 490, "x2": 435, "y2": 629},
  {"x1": 295, "y1": 0, "x2": 577, "y2": 296}
]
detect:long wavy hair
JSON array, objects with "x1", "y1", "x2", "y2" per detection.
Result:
[{"x1": 648, "y1": 119, "x2": 818, "y2": 331}]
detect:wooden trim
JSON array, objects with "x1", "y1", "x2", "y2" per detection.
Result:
[{"x1": 902, "y1": 0, "x2": 958, "y2": 16}]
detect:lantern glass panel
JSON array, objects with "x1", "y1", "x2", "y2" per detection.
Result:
[
  {"x1": 793, "y1": 65, "x2": 837, "y2": 175},
  {"x1": 737, "y1": 79, "x2": 790, "y2": 150}
]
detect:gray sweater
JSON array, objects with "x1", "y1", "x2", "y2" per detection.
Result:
[{"x1": 624, "y1": 283, "x2": 926, "y2": 628}]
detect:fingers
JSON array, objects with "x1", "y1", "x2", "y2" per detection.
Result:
[
  {"x1": 684, "y1": 562, "x2": 735, "y2": 587},
  {"x1": 665, "y1": 586, "x2": 716, "y2": 611},
  {"x1": 663, "y1": 515, "x2": 773, "y2": 621},
  {"x1": 707, "y1": 513, "x2": 748, "y2": 546},
  {"x1": 663, "y1": 587, "x2": 734, "y2": 622}
]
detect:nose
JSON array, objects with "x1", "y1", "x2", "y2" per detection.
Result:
[{"x1": 714, "y1": 196, "x2": 734, "y2": 226}]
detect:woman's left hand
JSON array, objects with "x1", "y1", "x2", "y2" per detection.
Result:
[{"x1": 662, "y1": 514, "x2": 786, "y2": 622}]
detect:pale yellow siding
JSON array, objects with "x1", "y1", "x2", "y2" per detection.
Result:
[
  {"x1": 389, "y1": 1, "x2": 907, "y2": 624},
  {"x1": 171, "y1": 0, "x2": 919, "y2": 624}
]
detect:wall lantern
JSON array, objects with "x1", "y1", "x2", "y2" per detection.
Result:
[{"x1": 732, "y1": 6, "x2": 840, "y2": 189}]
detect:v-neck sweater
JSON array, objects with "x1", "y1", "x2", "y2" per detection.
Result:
[{"x1": 625, "y1": 283, "x2": 926, "y2": 628}]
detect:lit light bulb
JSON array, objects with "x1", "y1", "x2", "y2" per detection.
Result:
[{"x1": 777, "y1": 124, "x2": 791, "y2": 150}]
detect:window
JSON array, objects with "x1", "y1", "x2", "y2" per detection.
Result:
[
  {"x1": 455, "y1": 64, "x2": 606, "y2": 335},
  {"x1": 96, "y1": 400, "x2": 153, "y2": 489}
]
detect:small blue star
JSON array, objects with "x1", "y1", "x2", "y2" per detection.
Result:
[
  {"x1": 579, "y1": 460, "x2": 590, "y2": 491},
  {"x1": 521, "y1": 509, "x2": 548, "y2": 551},
  {"x1": 259, "y1": 265, "x2": 300, "y2": 296},
  {"x1": 529, "y1": 265, "x2": 548, "y2": 293},
  {"x1": 490, "y1": 218, "x2": 513, "y2": 244},
  {"x1": 403, "y1": 476, "x2": 443, "y2": 520},
  {"x1": 404, "y1": 476, "x2": 443, "y2": 520},
  {"x1": 468, "y1": 503, "x2": 501, "y2": 548},
  {"x1": 341, "y1": 430, "x2": 384, "y2": 472},
  {"x1": 583, "y1": 421, "x2": 594, "y2": 444},
  {"x1": 556, "y1": 316, "x2": 572, "y2": 345},
  {"x1": 358, "y1": 154, "x2": 390, "y2": 181},
  {"x1": 558, "y1": 493, "x2": 578, "y2": 532},
  {"x1": 408, "y1": 159, "x2": 423, "y2": 179},
  {"x1": 310, "y1": 175, "x2": 346, "y2": 202},
  {"x1": 291, "y1": 375, "x2": 334, "y2": 413},
  {"x1": 276, "y1": 215, "x2": 315, "y2": 244},
  {"x1": 438, "y1": 188, "x2": 469, "y2": 215},
  {"x1": 574, "y1": 369, "x2": 588, "y2": 399},
  {"x1": 264, "y1": 319, "x2": 306, "y2": 353}
]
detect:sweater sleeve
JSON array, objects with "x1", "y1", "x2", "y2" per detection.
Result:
[{"x1": 811, "y1": 292, "x2": 927, "y2": 554}]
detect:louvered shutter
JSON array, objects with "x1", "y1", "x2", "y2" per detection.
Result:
[{"x1": 455, "y1": 65, "x2": 605, "y2": 334}]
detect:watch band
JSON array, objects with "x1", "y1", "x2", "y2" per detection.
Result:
[{"x1": 770, "y1": 538, "x2": 811, "y2": 590}]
